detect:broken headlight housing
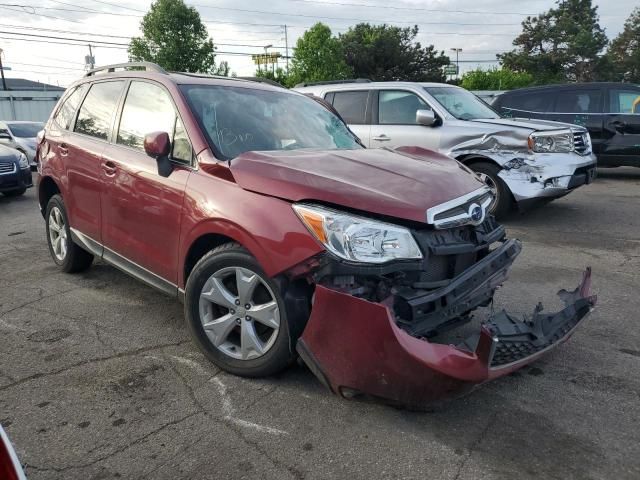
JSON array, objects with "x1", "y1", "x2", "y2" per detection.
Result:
[
  {"x1": 293, "y1": 204, "x2": 423, "y2": 264},
  {"x1": 528, "y1": 130, "x2": 573, "y2": 153}
]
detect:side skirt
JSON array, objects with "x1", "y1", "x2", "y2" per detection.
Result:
[{"x1": 70, "y1": 228, "x2": 178, "y2": 297}]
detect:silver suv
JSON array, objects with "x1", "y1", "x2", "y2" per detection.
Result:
[{"x1": 295, "y1": 81, "x2": 597, "y2": 216}]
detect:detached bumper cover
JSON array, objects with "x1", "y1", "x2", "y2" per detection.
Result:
[{"x1": 298, "y1": 268, "x2": 596, "y2": 407}]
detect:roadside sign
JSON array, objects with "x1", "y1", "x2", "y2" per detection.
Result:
[{"x1": 444, "y1": 64, "x2": 458, "y2": 75}]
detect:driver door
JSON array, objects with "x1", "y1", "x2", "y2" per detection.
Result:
[{"x1": 369, "y1": 90, "x2": 440, "y2": 151}]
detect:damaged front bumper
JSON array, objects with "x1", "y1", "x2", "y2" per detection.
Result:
[
  {"x1": 297, "y1": 262, "x2": 596, "y2": 407},
  {"x1": 499, "y1": 152, "x2": 597, "y2": 207}
]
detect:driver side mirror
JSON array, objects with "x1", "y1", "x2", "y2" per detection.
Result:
[
  {"x1": 144, "y1": 131, "x2": 173, "y2": 177},
  {"x1": 416, "y1": 109, "x2": 436, "y2": 127},
  {"x1": 0, "y1": 130, "x2": 11, "y2": 140}
]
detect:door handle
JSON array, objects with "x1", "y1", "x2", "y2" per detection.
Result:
[
  {"x1": 372, "y1": 134, "x2": 391, "y2": 142},
  {"x1": 611, "y1": 120, "x2": 627, "y2": 131},
  {"x1": 101, "y1": 160, "x2": 117, "y2": 176},
  {"x1": 59, "y1": 143, "x2": 68, "y2": 156}
]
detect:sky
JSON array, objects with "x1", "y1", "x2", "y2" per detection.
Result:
[{"x1": 0, "y1": 0, "x2": 636, "y2": 87}]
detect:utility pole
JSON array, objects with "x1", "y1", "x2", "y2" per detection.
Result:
[
  {"x1": 450, "y1": 48, "x2": 462, "y2": 81},
  {"x1": 85, "y1": 44, "x2": 95, "y2": 71},
  {"x1": 0, "y1": 48, "x2": 8, "y2": 91},
  {"x1": 283, "y1": 25, "x2": 289, "y2": 73}
]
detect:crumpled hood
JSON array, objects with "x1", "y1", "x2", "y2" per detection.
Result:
[
  {"x1": 471, "y1": 117, "x2": 586, "y2": 133},
  {"x1": 229, "y1": 146, "x2": 484, "y2": 224}
]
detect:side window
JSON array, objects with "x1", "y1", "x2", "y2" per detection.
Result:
[
  {"x1": 379, "y1": 90, "x2": 428, "y2": 125},
  {"x1": 331, "y1": 91, "x2": 368, "y2": 124},
  {"x1": 555, "y1": 90, "x2": 602, "y2": 113},
  {"x1": 172, "y1": 117, "x2": 192, "y2": 163},
  {"x1": 54, "y1": 84, "x2": 87, "y2": 130},
  {"x1": 503, "y1": 91, "x2": 556, "y2": 113},
  {"x1": 75, "y1": 81, "x2": 124, "y2": 140},
  {"x1": 609, "y1": 89, "x2": 640, "y2": 114},
  {"x1": 117, "y1": 81, "x2": 177, "y2": 151}
]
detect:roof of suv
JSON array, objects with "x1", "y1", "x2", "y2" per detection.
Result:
[
  {"x1": 295, "y1": 81, "x2": 457, "y2": 92},
  {"x1": 499, "y1": 82, "x2": 640, "y2": 95}
]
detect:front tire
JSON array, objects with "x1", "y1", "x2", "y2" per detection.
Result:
[
  {"x1": 45, "y1": 194, "x2": 94, "y2": 273},
  {"x1": 185, "y1": 243, "x2": 293, "y2": 377},
  {"x1": 469, "y1": 162, "x2": 512, "y2": 218}
]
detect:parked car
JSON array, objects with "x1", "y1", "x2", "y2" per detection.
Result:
[
  {"x1": 294, "y1": 81, "x2": 597, "y2": 217},
  {"x1": 0, "y1": 144, "x2": 32, "y2": 197},
  {"x1": 492, "y1": 82, "x2": 640, "y2": 168},
  {"x1": 0, "y1": 121, "x2": 45, "y2": 168},
  {"x1": 37, "y1": 62, "x2": 596, "y2": 407},
  {"x1": 0, "y1": 425, "x2": 26, "y2": 480}
]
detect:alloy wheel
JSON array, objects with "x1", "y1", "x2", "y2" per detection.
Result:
[
  {"x1": 198, "y1": 266, "x2": 280, "y2": 361},
  {"x1": 48, "y1": 206, "x2": 67, "y2": 261}
]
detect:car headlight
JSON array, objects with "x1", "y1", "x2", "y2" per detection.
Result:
[
  {"x1": 293, "y1": 204, "x2": 423, "y2": 264},
  {"x1": 528, "y1": 130, "x2": 573, "y2": 153},
  {"x1": 18, "y1": 153, "x2": 29, "y2": 169}
]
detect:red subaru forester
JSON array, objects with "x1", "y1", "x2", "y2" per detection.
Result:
[{"x1": 37, "y1": 63, "x2": 596, "y2": 407}]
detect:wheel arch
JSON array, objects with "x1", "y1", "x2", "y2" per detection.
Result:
[
  {"x1": 38, "y1": 175, "x2": 61, "y2": 217},
  {"x1": 456, "y1": 154, "x2": 502, "y2": 169},
  {"x1": 183, "y1": 233, "x2": 239, "y2": 286}
]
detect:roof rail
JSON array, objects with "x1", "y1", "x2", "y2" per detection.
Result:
[
  {"x1": 294, "y1": 79, "x2": 371, "y2": 88},
  {"x1": 85, "y1": 62, "x2": 168, "y2": 77}
]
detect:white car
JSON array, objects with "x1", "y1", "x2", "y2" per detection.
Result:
[
  {"x1": 295, "y1": 81, "x2": 597, "y2": 216},
  {"x1": 0, "y1": 120, "x2": 45, "y2": 168}
]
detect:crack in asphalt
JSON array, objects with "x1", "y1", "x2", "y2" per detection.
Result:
[
  {"x1": 0, "y1": 340, "x2": 191, "y2": 392},
  {"x1": 242, "y1": 385, "x2": 279, "y2": 411},
  {"x1": 25, "y1": 412, "x2": 202, "y2": 474},
  {"x1": 0, "y1": 286, "x2": 83, "y2": 319},
  {"x1": 452, "y1": 412, "x2": 498, "y2": 480}
]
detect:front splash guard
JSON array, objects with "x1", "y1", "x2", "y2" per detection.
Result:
[{"x1": 297, "y1": 268, "x2": 596, "y2": 407}]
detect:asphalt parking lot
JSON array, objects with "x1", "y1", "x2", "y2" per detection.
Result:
[{"x1": 1, "y1": 169, "x2": 639, "y2": 480}]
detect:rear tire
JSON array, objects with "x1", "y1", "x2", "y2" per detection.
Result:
[
  {"x1": 185, "y1": 243, "x2": 294, "y2": 377},
  {"x1": 3, "y1": 188, "x2": 26, "y2": 197},
  {"x1": 469, "y1": 162, "x2": 512, "y2": 218},
  {"x1": 45, "y1": 194, "x2": 94, "y2": 273}
]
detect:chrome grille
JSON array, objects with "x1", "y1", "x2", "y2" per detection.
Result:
[
  {"x1": 426, "y1": 187, "x2": 493, "y2": 230},
  {"x1": 573, "y1": 131, "x2": 590, "y2": 155},
  {"x1": 0, "y1": 162, "x2": 16, "y2": 175}
]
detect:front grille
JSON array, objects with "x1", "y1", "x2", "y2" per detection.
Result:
[
  {"x1": 427, "y1": 188, "x2": 493, "y2": 230},
  {"x1": 0, "y1": 162, "x2": 16, "y2": 175},
  {"x1": 573, "y1": 131, "x2": 589, "y2": 155}
]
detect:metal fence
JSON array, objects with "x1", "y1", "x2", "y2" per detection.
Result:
[{"x1": 0, "y1": 90, "x2": 64, "y2": 122}]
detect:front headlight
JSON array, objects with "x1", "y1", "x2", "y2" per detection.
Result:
[
  {"x1": 18, "y1": 153, "x2": 29, "y2": 169},
  {"x1": 293, "y1": 204, "x2": 423, "y2": 264},
  {"x1": 528, "y1": 130, "x2": 573, "y2": 153}
]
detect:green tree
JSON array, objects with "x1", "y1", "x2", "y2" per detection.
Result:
[
  {"x1": 129, "y1": 0, "x2": 226, "y2": 74},
  {"x1": 607, "y1": 7, "x2": 640, "y2": 83},
  {"x1": 498, "y1": 0, "x2": 608, "y2": 83},
  {"x1": 461, "y1": 68, "x2": 534, "y2": 90},
  {"x1": 254, "y1": 67, "x2": 291, "y2": 87},
  {"x1": 289, "y1": 23, "x2": 352, "y2": 86},
  {"x1": 339, "y1": 24, "x2": 449, "y2": 82}
]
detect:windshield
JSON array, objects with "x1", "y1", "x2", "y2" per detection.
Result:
[
  {"x1": 424, "y1": 87, "x2": 500, "y2": 120},
  {"x1": 7, "y1": 122, "x2": 44, "y2": 138},
  {"x1": 180, "y1": 85, "x2": 362, "y2": 160}
]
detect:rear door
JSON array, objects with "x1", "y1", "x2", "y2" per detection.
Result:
[
  {"x1": 369, "y1": 89, "x2": 440, "y2": 150},
  {"x1": 552, "y1": 87, "x2": 605, "y2": 155},
  {"x1": 325, "y1": 90, "x2": 371, "y2": 146},
  {"x1": 63, "y1": 81, "x2": 124, "y2": 243},
  {"x1": 600, "y1": 86, "x2": 640, "y2": 167},
  {"x1": 100, "y1": 80, "x2": 192, "y2": 289}
]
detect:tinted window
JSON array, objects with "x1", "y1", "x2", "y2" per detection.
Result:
[
  {"x1": 609, "y1": 89, "x2": 640, "y2": 114},
  {"x1": 379, "y1": 90, "x2": 428, "y2": 124},
  {"x1": 501, "y1": 91, "x2": 556, "y2": 113},
  {"x1": 331, "y1": 91, "x2": 368, "y2": 124},
  {"x1": 118, "y1": 81, "x2": 176, "y2": 150},
  {"x1": 555, "y1": 89, "x2": 601, "y2": 113},
  {"x1": 7, "y1": 122, "x2": 44, "y2": 138},
  {"x1": 54, "y1": 84, "x2": 87, "y2": 130},
  {"x1": 181, "y1": 85, "x2": 361, "y2": 160},
  {"x1": 75, "y1": 81, "x2": 124, "y2": 140}
]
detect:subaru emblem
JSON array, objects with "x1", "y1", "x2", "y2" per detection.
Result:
[{"x1": 469, "y1": 203, "x2": 484, "y2": 224}]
